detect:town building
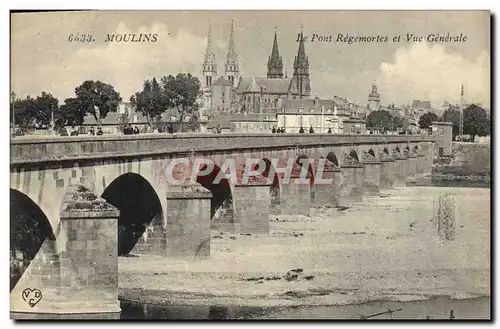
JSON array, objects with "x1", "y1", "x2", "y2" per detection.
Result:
[
  {"x1": 342, "y1": 118, "x2": 367, "y2": 135},
  {"x1": 276, "y1": 97, "x2": 351, "y2": 133}
]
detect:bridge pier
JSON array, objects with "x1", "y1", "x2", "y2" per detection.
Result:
[
  {"x1": 280, "y1": 163, "x2": 311, "y2": 216},
  {"x1": 405, "y1": 153, "x2": 417, "y2": 185},
  {"x1": 312, "y1": 160, "x2": 342, "y2": 208},
  {"x1": 425, "y1": 144, "x2": 435, "y2": 175},
  {"x1": 12, "y1": 184, "x2": 121, "y2": 319},
  {"x1": 233, "y1": 181, "x2": 272, "y2": 234},
  {"x1": 166, "y1": 184, "x2": 212, "y2": 259},
  {"x1": 340, "y1": 163, "x2": 364, "y2": 204},
  {"x1": 380, "y1": 155, "x2": 396, "y2": 189},
  {"x1": 361, "y1": 152, "x2": 381, "y2": 195},
  {"x1": 415, "y1": 153, "x2": 429, "y2": 184},
  {"x1": 393, "y1": 155, "x2": 407, "y2": 188}
]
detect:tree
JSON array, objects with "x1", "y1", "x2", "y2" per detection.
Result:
[
  {"x1": 34, "y1": 92, "x2": 59, "y2": 128},
  {"x1": 12, "y1": 96, "x2": 38, "y2": 132},
  {"x1": 463, "y1": 104, "x2": 490, "y2": 142},
  {"x1": 442, "y1": 106, "x2": 461, "y2": 139},
  {"x1": 56, "y1": 97, "x2": 87, "y2": 128},
  {"x1": 11, "y1": 92, "x2": 59, "y2": 132},
  {"x1": 366, "y1": 110, "x2": 394, "y2": 131},
  {"x1": 161, "y1": 73, "x2": 201, "y2": 132},
  {"x1": 74, "y1": 80, "x2": 122, "y2": 126},
  {"x1": 418, "y1": 111, "x2": 440, "y2": 129},
  {"x1": 130, "y1": 78, "x2": 166, "y2": 129}
]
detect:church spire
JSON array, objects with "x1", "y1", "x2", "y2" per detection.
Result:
[
  {"x1": 294, "y1": 31, "x2": 308, "y2": 70},
  {"x1": 292, "y1": 28, "x2": 311, "y2": 99},
  {"x1": 225, "y1": 19, "x2": 239, "y2": 87},
  {"x1": 203, "y1": 21, "x2": 216, "y2": 66},
  {"x1": 267, "y1": 28, "x2": 284, "y2": 78},
  {"x1": 226, "y1": 19, "x2": 237, "y2": 64},
  {"x1": 203, "y1": 21, "x2": 217, "y2": 90}
]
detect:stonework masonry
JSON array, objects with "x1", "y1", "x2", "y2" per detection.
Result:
[
  {"x1": 380, "y1": 156, "x2": 396, "y2": 189},
  {"x1": 233, "y1": 183, "x2": 272, "y2": 234},
  {"x1": 10, "y1": 134, "x2": 441, "y2": 318},
  {"x1": 362, "y1": 160, "x2": 381, "y2": 195},
  {"x1": 166, "y1": 184, "x2": 212, "y2": 258},
  {"x1": 340, "y1": 164, "x2": 364, "y2": 204},
  {"x1": 11, "y1": 184, "x2": 121, "y2": 319},
  {"x1": 312, "y1": 164, "x2": 342, "y2": 208}
]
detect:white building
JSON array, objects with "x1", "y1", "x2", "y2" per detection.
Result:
[{"x1": 276, "y1": 97, "x2": 351, "y2": 133}]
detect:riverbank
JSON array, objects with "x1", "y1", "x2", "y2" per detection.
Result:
[{"x1": 118, "y1": 186, "x2": 490, "y2": 318}]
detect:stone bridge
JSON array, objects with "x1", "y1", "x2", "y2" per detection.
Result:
[{"x1": 10, "y1": 133, "x2": 435, "y2": 318}]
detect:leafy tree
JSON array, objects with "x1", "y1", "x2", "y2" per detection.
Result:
[
  {"x1": 34, "y1": 92, "x2": 59, "y2": 128},
  {"x1": 130, "y1": 78, "x2": 166, "y2": 129},
  {"x1": 11, "y1": 92, "x2": 59, "y2": 132},
  {"x1": 12, "y1": 96, "x2": 37, "y2": 132},
  {"x1": 74, "y1": 80, "x2": 122, "y2": 126},
  {"x1": 418, "y1": 111, "x2": 440, "y2": 129},
  {"x1": 161, "y1": 73, "x2": 201, "y2": 132},
  {"x1": 366, "y1": 110, "x2": 394, "y2": 131},
  {"x1": 442, "y1": 106, "x2": 461, "y2": 139},
  {"x1": 393, "y1": 116, "x2": 410, "y2": 131},
  {"x1": 463, "y1": 104, "x2": 490, "y2": 142},
  {"x1": 56, "y1": 97, "x2": 87, "y2": 128}
]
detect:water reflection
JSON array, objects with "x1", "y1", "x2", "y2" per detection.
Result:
[
  {"x1": 120, "y1": 300, "x2": 271, "y2": 320},
  {"x1": 120, "y1": 296, "x2": 491, "y2": 320},
  {"x1": 430, "y1": 179, "x2": 490, "y2": 188}
]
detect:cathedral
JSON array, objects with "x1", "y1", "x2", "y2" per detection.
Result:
[{"x1": 201, "y1": 21, "x2": 312, "y2": 116}]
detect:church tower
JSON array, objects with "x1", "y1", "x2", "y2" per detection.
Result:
[
  {"x1": 203, "y1": 22, "x2": 217, "y2": 91},
  {"x1": 224, "y1": 20, "x2": 239, "y2": 88},
  {"x1": 267, "y1": 29, "x2": 284, "y2": 78},
  {"x1": 368, "y1": 82, "x2": 380, "y2": 111},
  {"x1": 202, "y1": 22, "x2": 217, "y2": 113},
  {"x1": 292, "y1": 30, "x2": 311, "y2": 99}
]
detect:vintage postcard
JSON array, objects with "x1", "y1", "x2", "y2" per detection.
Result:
[{"x1": 10, "y1": 10, "x2": 491, "y2": 320}]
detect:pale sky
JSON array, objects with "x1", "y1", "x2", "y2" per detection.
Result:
[{"x1": 11, "y1": 10, "x2": 490, "y2": 108}]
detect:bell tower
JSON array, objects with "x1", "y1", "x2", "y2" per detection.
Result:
[
  {"x1": 291, "y1": 28, "x2": 311, "y2": 99},
  {"x1": 202, "y1": 22, "x2": 217, "y2": 112},
  {"x1": 224, "y1": 20, "x2": 239, "y2": 87}
]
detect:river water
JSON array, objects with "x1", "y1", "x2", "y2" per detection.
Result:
[{"x1": 119, "y1": 296, "x2": 491, "y2": 320}]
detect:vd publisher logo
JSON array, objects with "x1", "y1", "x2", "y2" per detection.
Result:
[{"x1": 22, "y1": 288, "x2": 42, "y2": 307}]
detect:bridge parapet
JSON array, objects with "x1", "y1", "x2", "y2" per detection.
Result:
[{"x1": 11, "y1": 133, "x2": 435, "y2": 165}]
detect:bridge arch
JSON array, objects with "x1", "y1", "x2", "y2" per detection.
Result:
[
  {"x1": 349, "y1": 150, "x2": 360, "y2": 163},
  {"x1": 295, "y1": 154, "x2": 315, "y2": 184},
  {"x1": 195, "y1": 162, "x2": 234, "y2": 221},
  {"x1": 326, "y1": 152, "x2": 340, "y2": 167},
  {"x1": 10, "y1": 189, "x2": 56, "y2": 291},
  {"x1": 260, "y1": 157, "x2": 282, "y2": 214},
  {"x1": 101, "y1": 173, "x2": 163, "y2": 256},
  {"x1": 367, "y1": 148, "x2": 377, "y2": 161}
]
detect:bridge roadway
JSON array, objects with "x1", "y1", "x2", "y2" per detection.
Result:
[
  {"x1": 11, "y1": 132, "x2": 434, "y2": 164},
  {"x1": 10, "y1": 133, "x2": 436, "y2": 319}
]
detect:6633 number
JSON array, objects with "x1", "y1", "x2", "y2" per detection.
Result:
[{"x1": 68, "y1": 33, "x2": 95, "y2": 43}]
